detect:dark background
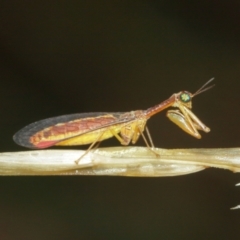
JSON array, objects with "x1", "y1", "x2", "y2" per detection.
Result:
[{"x1": 0, "y1": 1, "x2": 240, "y2": 239}]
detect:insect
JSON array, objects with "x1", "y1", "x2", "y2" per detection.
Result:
[{"x1": 13, "y1": 78, "x2": 214, "y2": 164}]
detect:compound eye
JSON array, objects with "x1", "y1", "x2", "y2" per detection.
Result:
[{"x1": 180, "y1": 92, "x2": 191, "y2": 103}]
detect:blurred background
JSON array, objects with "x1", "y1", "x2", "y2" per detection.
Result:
[{"x1": 0, "y1": 1, "x2": 240, "y2": 239}]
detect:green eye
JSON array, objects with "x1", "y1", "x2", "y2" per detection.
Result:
[{"x1": 180, "y1": 92, "x2": 191, "y2": 103}]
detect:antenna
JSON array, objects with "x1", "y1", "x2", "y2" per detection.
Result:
[{"x1": 193, "y1": 78, "x2": 215, "y2": 97}]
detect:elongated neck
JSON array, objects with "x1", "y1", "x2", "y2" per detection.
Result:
[{"x1": 144, "y1": 94, "x2": 176, "y2": 118}]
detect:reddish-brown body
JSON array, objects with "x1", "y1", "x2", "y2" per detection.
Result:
[{"x1": 14, "y1": 110, "x2": 148, "y2": 149}]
